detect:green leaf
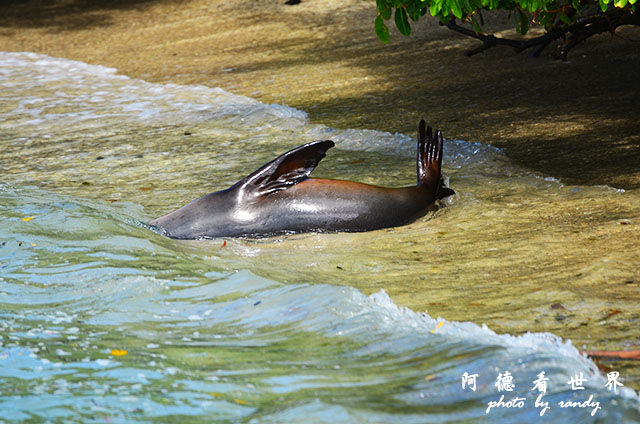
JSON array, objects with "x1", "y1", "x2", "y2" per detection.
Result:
[
  {"x1": 450, "y1": 0, "x2": 463, "y2": 18},
  {"x1": 395, "y1": 7, "x2": 412, "y2": 35},
  {"x1": 406, "y1": 1, "x2": 421, "y2": 21},
  {"x1": 614, "y1": 0, "x2": 628, "y2": 7},
  {"x1": 430, "y1": 2, "x2": 442, "y2": 16},
  {"x1": 558, "y1": 11, "x2": 573, "y2": 25},
  {"x1": 539, "y1": 11, "x2": 554, "y2": 27},
  {"x1": 471, "y1": 15, "x2": 483, "y2": 33},
  {"x1": 376, "y1": 0, "x2": 393, "y2": 16},
  {"x1": 517, "y1": 9, "x2": 529, "y2": 34},
  {"x1": 375, "y1": 15, "x2": 391, "y2": 43},
  {"x1": 599, "y1": 0, "x2": 609, "y2": 11},
  {"x1": 531, "y1": 0, "x2": 541, "y2": 12}
]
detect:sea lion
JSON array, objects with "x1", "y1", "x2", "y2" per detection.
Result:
[{"x1": 149, "y1": 119, "x2": 454, "y2": 239}]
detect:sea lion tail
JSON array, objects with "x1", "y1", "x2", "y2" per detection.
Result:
[{"x1": 417, "y1": 119, "x2": 454, "y2": 199}]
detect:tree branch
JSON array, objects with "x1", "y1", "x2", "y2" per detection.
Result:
[
  {"x1": 558, "y1": 10, "x2": 640, "y2": 59},
  {"x1": 443, "y1": 9, "x2": 640, "y2": 59},
  {"x1": 444, "y1": 20, "x2": 524, "y2": 56}
]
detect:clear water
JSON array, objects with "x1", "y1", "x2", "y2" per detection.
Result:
[{"x1": 1, "y1": 52, "x2": 639, "y2": 422}]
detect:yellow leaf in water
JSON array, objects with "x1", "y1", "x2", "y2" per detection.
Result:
[
  {"x1": 431, "y1": 321, "x2": 444, "y2": 333},
  {"x1": 234, "y1": 399, "x2": 248, "y2": 405},
  {"x1": 22, "y1": 216, "x2": 35, "y2": 222},
  {"x1": 110, "y1": 349, "x2": 128, "y2": 356},
  {"x1": 209, "y1": 392, "x2": 222, "y2": 398}
]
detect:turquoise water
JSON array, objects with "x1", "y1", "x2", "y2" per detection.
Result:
[{"x1": 1, "y1": 52, "x2": 639, "y2": 422}]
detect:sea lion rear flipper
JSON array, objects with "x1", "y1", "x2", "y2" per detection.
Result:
[
  {"x1": 417, "y1": 119, "x2": 454, "y2": 199},
  {"x1": 234, "y1": 139, "x2": 335, "y2": 197}
]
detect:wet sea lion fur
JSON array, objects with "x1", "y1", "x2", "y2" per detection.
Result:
[{"x1": 150, "y1": 119, "x2": 454, "y2": 238}]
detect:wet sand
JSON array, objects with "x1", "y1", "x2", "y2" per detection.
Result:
[{"x1": 2, "y1": 0, "x2": 639, "y2": 188}]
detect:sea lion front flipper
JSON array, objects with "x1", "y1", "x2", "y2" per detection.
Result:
[{"x1": 234, "y1": 140, "x2": 335, "y2": 198}]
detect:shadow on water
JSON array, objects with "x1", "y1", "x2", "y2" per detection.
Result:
[
  {"x1": 0, "y1": 0, "x2": 181, "y2": 31},
  {"x1": 245, "y1": 26, "x2": 640, "y2": 189},
  {"x1": 199, "y1": 4, "x2": 640, "y2": 189}
]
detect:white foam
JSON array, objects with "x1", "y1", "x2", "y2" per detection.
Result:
[
  {"x1": 359, "y1": 290, "x2": 639, "y2": 399},
  {"x1": 0, "y1": 51, "x2": 307, "y2": 130},
  {"x1": 0, "y1": 51, "x2": 512, "y2": 174}
]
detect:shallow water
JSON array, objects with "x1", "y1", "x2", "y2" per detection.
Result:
[{"x1": 1, "y1": 52, "x2": 639, "y2": 422}]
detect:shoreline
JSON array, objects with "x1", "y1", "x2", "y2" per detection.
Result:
[
  {"x1": 2, "y1": 0, "x2": 639, "y2": 188},
  {"x1": 2, "y1": 1, "x2": 640, "y2": 390}
]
